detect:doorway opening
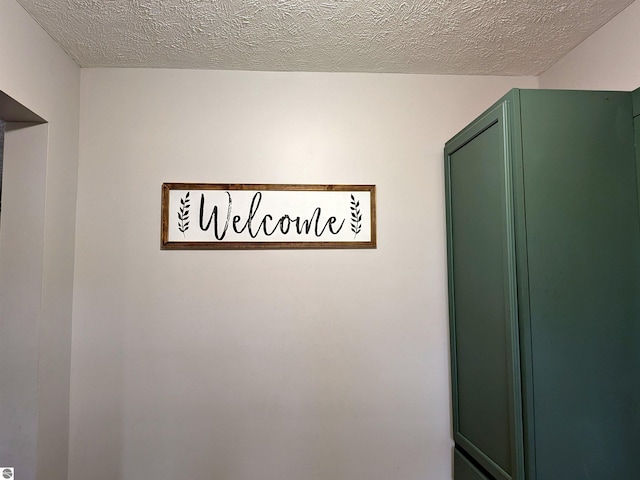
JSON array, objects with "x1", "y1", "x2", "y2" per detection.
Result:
[{"x1": 0, "y1": 91, "x2": 47, "y2": 480}]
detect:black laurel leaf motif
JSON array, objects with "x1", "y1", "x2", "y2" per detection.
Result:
[
  {"x1": 350, "y1": 194, "x2": 362, "y2": 239},
  {"x1": 178, "y1": 192, "x2": 191, "y2": 237}
]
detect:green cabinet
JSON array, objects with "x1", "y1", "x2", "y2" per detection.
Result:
[
  {"x1": 632, "y1": 87, "x2": 640, "y2": 209},
  {"x1": 455, "y1": 448, "x2": 490, "y2": 480},
  {"x1": 444, "y1": 89, "x2": 640, "y2": 480}
]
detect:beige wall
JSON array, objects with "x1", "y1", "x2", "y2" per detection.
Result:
[
  {"x1": 0, "y1": 1, "x2": 80, "y2": 480},
  {"x1": 540, "y1": 0, "x2": 640, "y2": 90},
  {"x1": 69, "y1": 69, "x2": 536, "y2": 480}
]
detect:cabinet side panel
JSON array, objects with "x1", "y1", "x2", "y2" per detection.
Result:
[
  {"x1": 632, "y1": 87, "x2": 640, "y2": 117},
  {"x1": 634, "y1": 115, "x2": 640, "y2": 225},
  {"x1": 520, "y1": 90, "x2": 640, "y2": 479},
  {"x1": 447, "y1": 118, "x2": 514, "y2": 479}
]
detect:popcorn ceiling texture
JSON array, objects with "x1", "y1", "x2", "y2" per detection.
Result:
[{"x1": 15, "y1": 0, "x2": 634, "y2": 74}]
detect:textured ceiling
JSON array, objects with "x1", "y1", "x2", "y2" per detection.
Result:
[{"x1": 16, "y1": 0, "x2": 635, "y2": 75}]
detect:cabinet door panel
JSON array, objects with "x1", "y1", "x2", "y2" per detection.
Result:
[
  {"x1": 454, "y1": 448, "x2": 491, "y2": 480},
  {"x1": 445, "y1": 102, "x2": 522, "y2": 480}
]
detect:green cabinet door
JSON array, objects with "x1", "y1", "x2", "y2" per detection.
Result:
[{"x1": 445, "y1": 101, "x2": 524, "y2": 480}]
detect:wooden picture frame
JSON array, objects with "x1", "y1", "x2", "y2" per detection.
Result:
[{"x1": 161, "y1": 183, "x2": 377, "y2": 250}]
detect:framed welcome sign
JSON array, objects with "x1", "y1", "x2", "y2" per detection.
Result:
[{"x1": 161, "y1": 183, "x2": 376, "y2": 249}]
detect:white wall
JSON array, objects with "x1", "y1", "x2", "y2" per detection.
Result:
[
  {"x1": 0, "y1": 1, "x2": 80, "y2": 479},
  {"x1": 70, "y1": 69, "x2": 536, "y2": 480},
  {"x1": 540, "y1": 0, "x2": 640, "y2": 90}
]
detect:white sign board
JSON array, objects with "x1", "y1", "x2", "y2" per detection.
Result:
[{"x1": 161, "y1": 184, "x2": 376, "y2": 249}]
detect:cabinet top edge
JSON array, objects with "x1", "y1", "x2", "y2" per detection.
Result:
[{"x1": 444, "y1": 88, "x2": 634, "y2": 151}]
